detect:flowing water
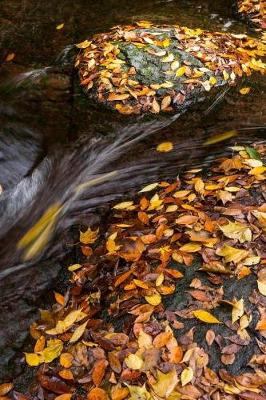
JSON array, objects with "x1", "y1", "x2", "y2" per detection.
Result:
[{"x1": 0, "y1": 0, "x2": 265, "y2": 380}]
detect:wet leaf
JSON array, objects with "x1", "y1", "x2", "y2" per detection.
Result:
[
  {"x1": 56, "y1": 23, "x2": 64, "y2": 30},
  {"x1": 145, "y1": 293, "x2": 162, "y2": 306},
  {"x1": 46, "y1": 310, "x2": 86, "y2": 335},
  {"x1": 92, "y1": 359, "x2": 108, "y2": 386},
  {"x1": 88, "y1": 388, "x2": 109, "y2": 400},
  {"x1": 156, "y1": 142, "x2": 173, "y2": 153},
  {"x1": 204, "y1": 130, "x2": 238, "y2": 145},
  {"x1": 0, "y1": 383, "x2": 13, "y2": 396},
  {"x1": 219, "y1": 221, "x2": 252, "y2": 243},
  {"x1": 69, "y1": 321, "x2": 88, "y2": 343},
  {"x1": 193, "y1": 310, "x2": 221, "y2": 324},
  {"x1": 151, "y1": 369, "x2": 178, "y2": 397},
  {"x1": 232, "y1": 299, "x2": 244, "y2": 324},
  {"x1": 139, "y1": 183, "x2": 159, "y2": 193},
  {"x1": 216, "y1": 244, "x2": 249, "y2": 264},
  {"x1": 125, "y1": 354, "x2": 143, "y2": 370},
  {"x1": 181, "y1": 367, "x2": 193, "y2": 386},
  {"x1": 60, "y1": 353, "x2": 73, "y2": 369},
  {"x1": 80, "y1": 227, "x2": 99, "y2": 244},
  {"x1": 239, "y1": 87, "x2": 251, "y2": 95}
]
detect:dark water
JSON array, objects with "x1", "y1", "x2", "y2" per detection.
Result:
[{"x1": 0, "y1": 0, "x2": 265, "y2": 381}]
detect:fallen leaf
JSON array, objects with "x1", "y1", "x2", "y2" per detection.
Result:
[
  {"x1": 124, "y1": 354, "x2": 143, "y2": 370},
  {"x1": 156, "y1": 142, "x2": 173, "y2": 153},
  {"x1": 151, "y1": 369, "x2": 178, "y2": 397},
  {"x1": 80, "y1": 227, "x2": 99, "y2": 244},
  {"x1": 219, "y1": 221, "x2": 252, "y2": 243},
  {"x1": 181, "y1": 367, "x2": 194, "y2": 386},
  {"x1": 193, "y1": 310, "x2": 221, "y2": 324}
]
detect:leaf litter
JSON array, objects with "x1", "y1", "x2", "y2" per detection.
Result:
[{"x1": 6, "y1": 143, "x2": 266, "y2": 399}]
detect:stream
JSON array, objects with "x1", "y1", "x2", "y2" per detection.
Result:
[{"x1": 0, "y1": 0, "x2": 265, "y2": 382}]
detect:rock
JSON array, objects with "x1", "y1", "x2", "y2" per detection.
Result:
[{"x1": 76, "y1": 22, "x2": 266, "y2": 115}]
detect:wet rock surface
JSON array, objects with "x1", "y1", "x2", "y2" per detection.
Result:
[{"x1": 76, "y1": 22, "x2": 265, "y2": 115}]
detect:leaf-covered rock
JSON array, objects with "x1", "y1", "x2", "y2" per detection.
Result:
[{"x1": 76, "y1": 22, "x2": 266, "y2": 115}]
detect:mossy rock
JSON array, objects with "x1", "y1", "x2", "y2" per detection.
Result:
[{"x1": 76, "y1": 22, "x2": 266, "y2": 115}]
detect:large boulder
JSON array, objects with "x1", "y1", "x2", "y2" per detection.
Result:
[{"x1": 76, "y1": 22, "x2": 266, "y2": 115}]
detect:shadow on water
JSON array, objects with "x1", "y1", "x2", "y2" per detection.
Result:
[{"x1": 0, "y1": 0, "x2": 265, "y2": 381}]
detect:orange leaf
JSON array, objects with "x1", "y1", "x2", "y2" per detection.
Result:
[
  {"x1": 60, "y1": 353, "x2": 73, "y2": 368},
  {"x1": 0, "y1": 383, "x2": 13, "y2": 396},
  {"x1": 165, "y1": 269, "x2": 183, "y2": 279},
  {"x1": 169, "y1": 345, "x2": 183, "y2": 363},
  {"x1": 256, "y1": 319, "x2": 266, "y2": 331},
  {"x1": 92, "y1": 359, "x2": 108, "y2": 386},
  {"x1": 153, "y1": 331, "x2": 172, "y2": 348},
  {"x1": 176, "y1": 215, "x2": 198, "y2": 225},
  {"x1": 114, "y1": 270, "x2": 133, "y2": 287},
  {"x1": 87, "y1": 388, "x2": 109, "y2": 400},
  {"x1": 59, "y1": 369, "x2": 74, "y2": 380}
]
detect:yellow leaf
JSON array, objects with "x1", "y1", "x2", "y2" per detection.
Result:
[
  {"x1": 68, "y1": 263, "x2": 82, "y2": 272},
  {"x1": 209, "y1": 76, "x2": 217, "y2": 86},
  {"x1": 194, "y1": 177, "x2": 205, "y2": 194},
  {"x1": 258, "y1": 281, "x2": 266, "y2": 296},
  {"x1": 249, "y1": 166, "x2": 266, "y2": 176},
  {"x1": 176, "y1": 66, "x2": 186, "y2": 77},
  {"x1": 25, "y1": 352, "x2": 41, "y2": 366},
  {"x1": 219, "y1": 221, "x2": 252, "y2": 243},
  {"x1": 179, "y1": 242, "x2": 201, "y2": 253},
  {"x1": 239, "y1": 87, "x2": 250, "y2": 95},
  {"x1": 80, "y1": 227, "x2": 99, "y2": 244},
  {"x1": 56, "y1": 23, "x2": 64, "y2": 30},
  {"x1": 232, "y1": 299, "x2": 244, "y2": 324},
  {"x1": 107, "y1": 232, "x2": 121, "y2": 253},
  {"x1": 113, "y1": 201, "x2": 134, "y2": 210},
  {"x1": 17, "y1": 203, "x2": 62, "y2": 261},
  {"x1": 137, "y1": 330, "x2": 153, "y2": 350},
  {"x1": 76, "y1": 40, "x2": 91, "y2": 49},
  {"x1": 151, "y1": 369, "x2": 178, "y2": 397},
  {"x1": 46, "y1": 309, "x2": 86, "y2": 335},
  {"x1": 156, "y1": 273, "x2": 164, "y2": 287},
  {"x1": 148, "y1": 194, "x2": 163, "y2": 210},
  {"x1": 204, "y1": 130, "x2": 238, "y2": 145},
  {"x1": 156, "y1": 142, "x2": 173, "y2": 153},
  {"x1": 69, "y1": 321, "x2": 88, "y2": 343},
  {"x1": 216, "y1": 244, "x2": 249, "y2": 264},
  {"x1": 126, "y1": 384, "x2": 152, "y2": 400},
  {"x1": 193, "y1": 310, "x2": 221, "y2": 324},
  {"x1": 180, "y1": 367, "x2": 194, "y2": 386},
  {"x1": 124, "y1": 353, "x2": 143, "y2": 370},
  {"x1": 139, "y1": 183, "x2": 159, "y2": 193},
  {"x1": 145, "y1": 293, "x2": 162, "y2": 306},
  {"x1": 42, "y1": 339, "x2": 63, "y2": 363}
]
